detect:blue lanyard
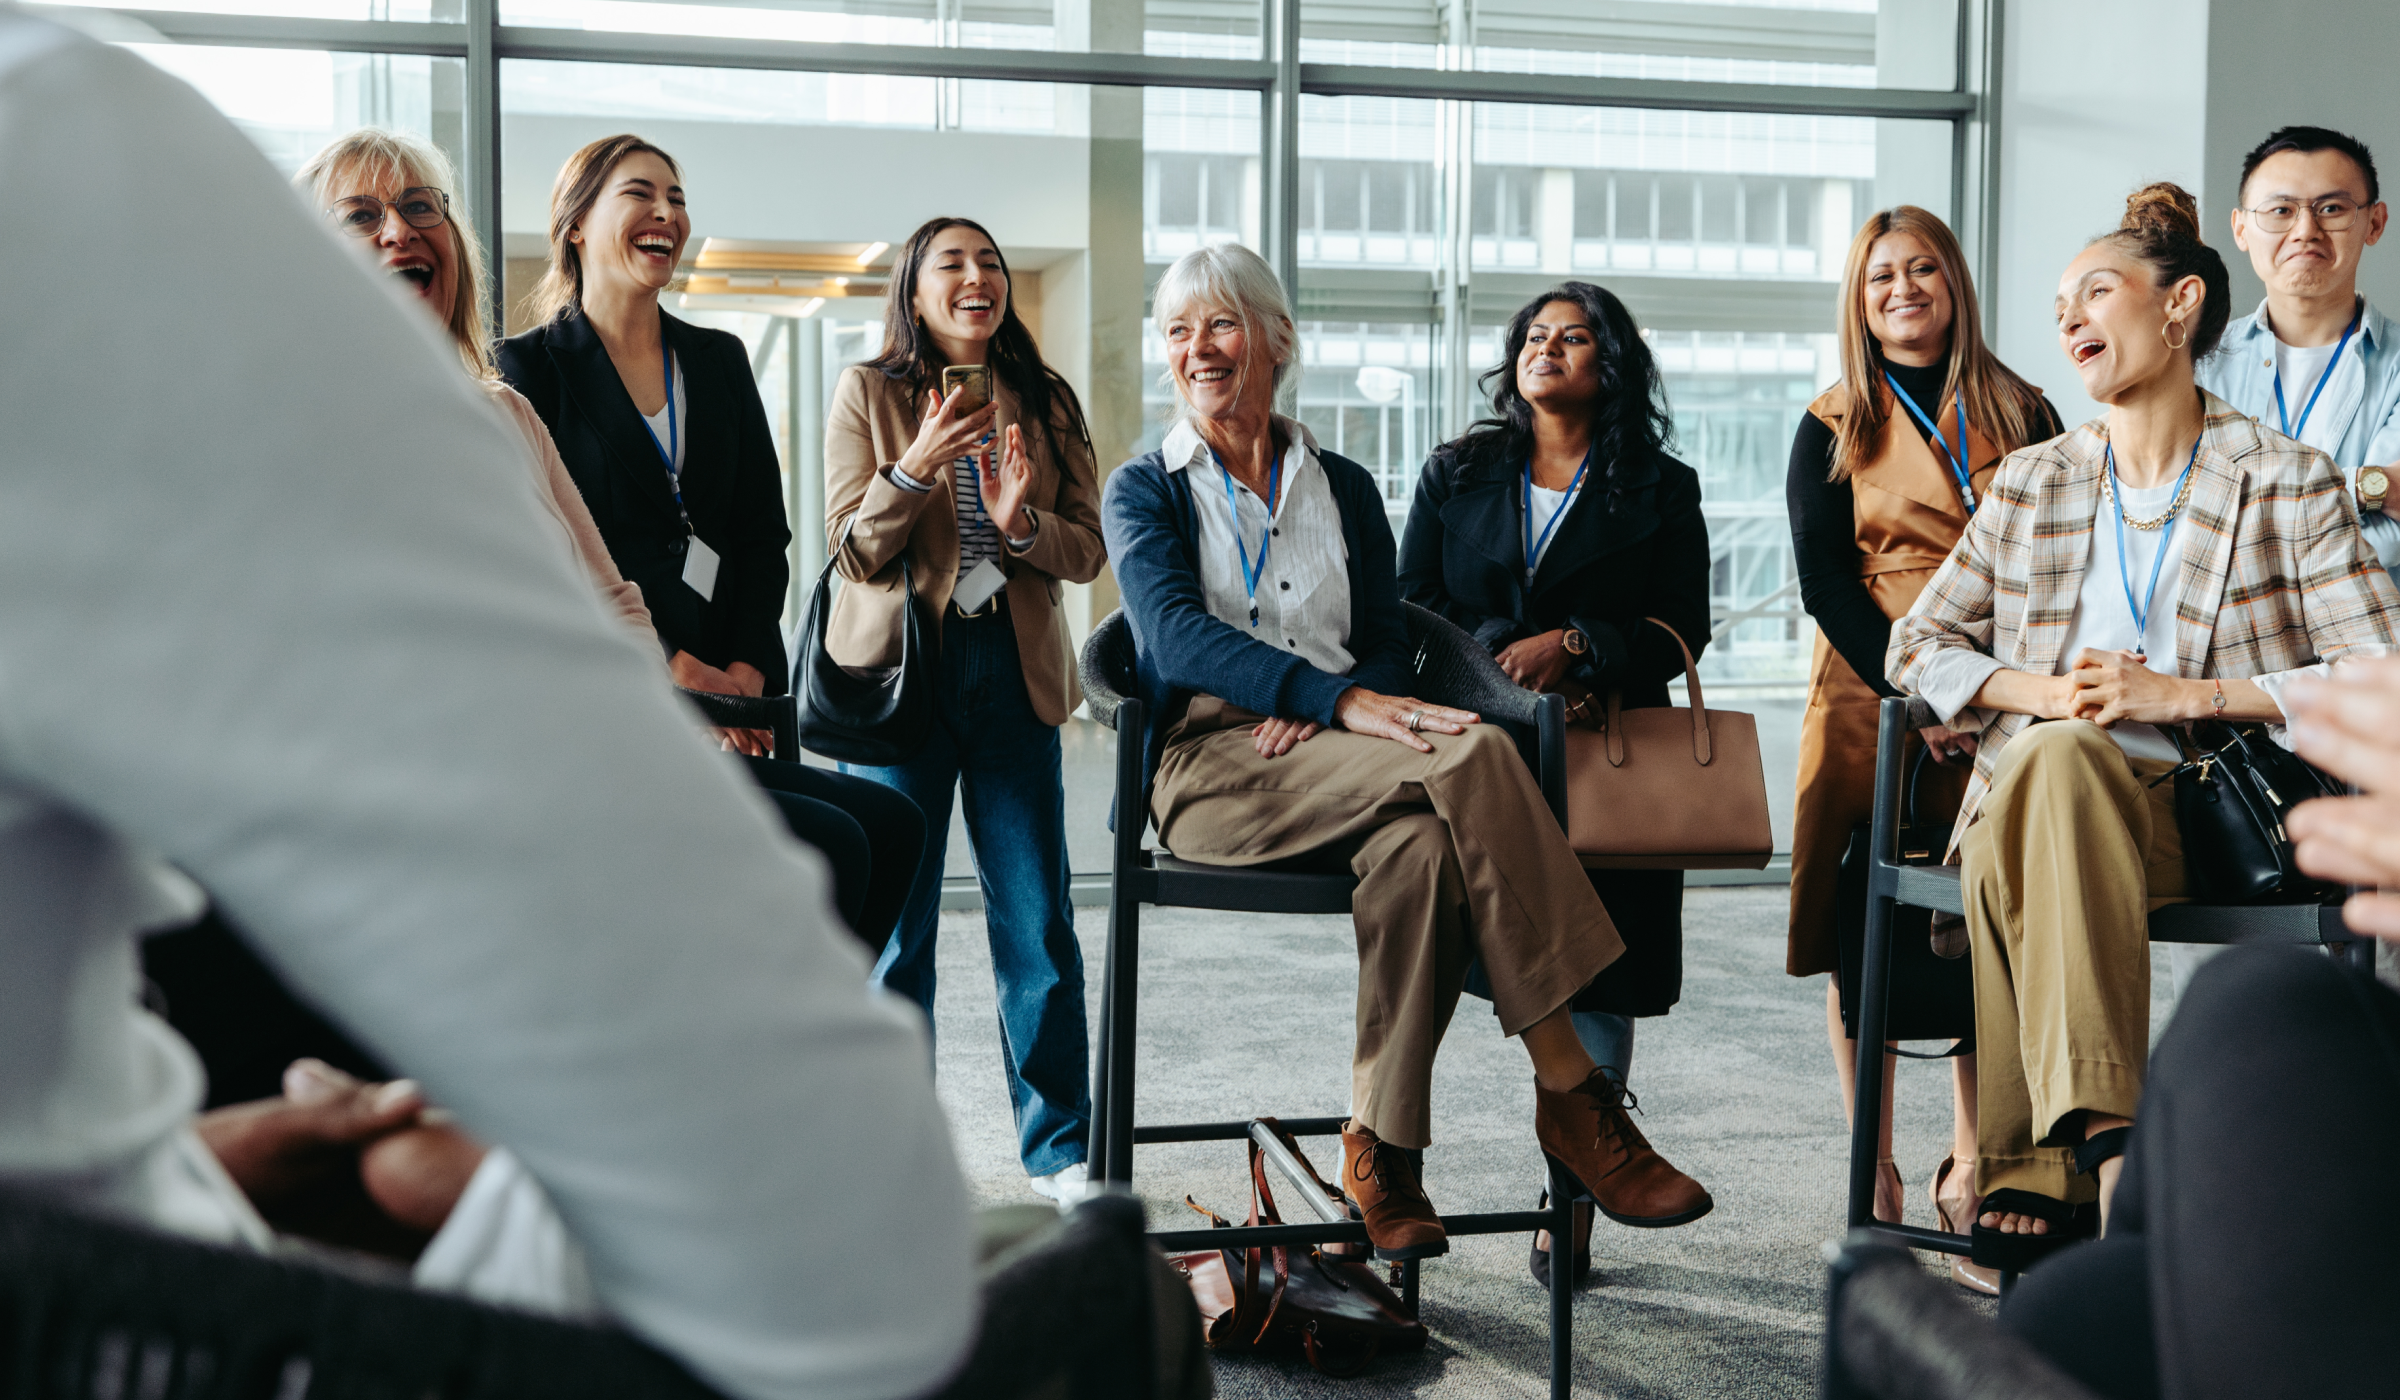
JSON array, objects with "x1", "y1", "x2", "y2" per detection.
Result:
[
  {"x1": 1211, "y1": 446, "x2": 1282, "y2": 628},
  {"x1": 2272, "y1": 308, "x2": 2361, "y2": 442},
  {"x1": 1884, "y1": 370, "x2": 1975, "y2": 513},
  {"x1": 2104, "y1": 440, "x2": 2199, "y2": 646},
  {"x1": 1521, "y1": 446, "x2": 1591, "y2": 586},
  {"x1": 635, "y1": 350, "x2": 689, "y2": 534}
]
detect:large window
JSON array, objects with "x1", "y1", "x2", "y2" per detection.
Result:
[{"x1": 101, "y1": 0, "x2": 1989, "y2": 861}]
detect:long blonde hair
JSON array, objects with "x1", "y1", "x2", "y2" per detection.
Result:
[
  {"x1": 524, "y1": 134, "x2": 683, "y2": 327},
  {"x1": 1830, "y1": 206, "x2": 2047, "y2": 480},
  {"x1": 296, "y1": 128, "x2": 493, "y2": 378}
]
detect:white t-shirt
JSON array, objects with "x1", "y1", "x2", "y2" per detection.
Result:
[
  {"x1": 1526, "y1": 482, "x2": 1581, "y2": 578},
  {"x1": 2054, "y1": 474, "x2": 2187, "y2": 762},
  {"x1": 2272, "y1": 334, "x2": 2361, "y2": 456},
  {"x1": 638, "y1": 350, "x2": 687, "y2": 479}
]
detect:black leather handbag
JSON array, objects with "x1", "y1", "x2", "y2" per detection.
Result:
[
  {"x1": 790, "y1": 553, "x2": 934, "y2": 765},
  {"x1": 2163, "y1": 722, "x2": 2343, "y2": 904},
  {"x1": 1835, "y1": 747, "x2": 1975, "y2": 1048}
]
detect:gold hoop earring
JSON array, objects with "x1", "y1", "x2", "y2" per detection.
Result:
[{"x1": 2162, "y1": 319, "x2": 2188, "y2": 351}]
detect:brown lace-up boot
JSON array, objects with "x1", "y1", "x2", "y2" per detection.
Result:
[
  {"x1": 1534, "y1": 1068, "x2": 1713, "y2": 1228},
  {"x1": 1340, "y1": 1120, "x2": 1449, "y2": 1260}
]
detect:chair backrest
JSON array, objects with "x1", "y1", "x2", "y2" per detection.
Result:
[
  {"x1": 0, "y1": 1191, "x2": 723, "y2": 1400},
  {"x1": 1823, "y1": 1234, "x2": 2098, "y2": 1400},
  {"x1": 1076, "y1": 603, "x2": 1540, "y2": 735}
]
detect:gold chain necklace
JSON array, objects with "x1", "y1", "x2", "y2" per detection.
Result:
[{"x1": 2100, "y1": 448, "x2": 2200, "y2": 530}]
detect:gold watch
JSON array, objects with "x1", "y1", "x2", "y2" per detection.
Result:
[
  {"x1": 2359, "y1": 466, "x2": 2391, "y2": 513},
  {"x1": 1560, "y1": 627, "x2": 1588, "y2": 656}
]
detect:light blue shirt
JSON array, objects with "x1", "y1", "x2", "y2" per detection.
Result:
[{"x1": 2198, "y1": 295, "x2": 2400, "y2": 578}]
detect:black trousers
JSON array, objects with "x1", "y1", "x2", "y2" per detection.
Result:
[
  {"x1": 2001, "y1": 944, "x2": 2400, "y2": 1400},
  {"x1": 742, "y1": 756, "x2": 925, "y2": 955}
]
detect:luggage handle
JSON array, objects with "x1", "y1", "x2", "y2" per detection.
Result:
[{"x1": 1601, "y1": 617, "x2": 1712, "y2": 768}]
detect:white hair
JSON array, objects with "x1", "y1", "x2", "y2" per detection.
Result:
[{"x1": 1151, "y1": 242, "x2": 1297, "y2": 419}]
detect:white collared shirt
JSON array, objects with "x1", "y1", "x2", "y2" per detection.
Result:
[{"x1": 1163, "y1": 415, "x2": 1354, "y2": 676}]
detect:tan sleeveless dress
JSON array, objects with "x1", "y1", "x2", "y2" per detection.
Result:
[{"x1": 1785, "y1": 383, "x2": 2002, "y2": 977}]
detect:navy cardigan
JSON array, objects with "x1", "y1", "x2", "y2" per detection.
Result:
[{"x1": 1101, "y1": 445, "x2": 1417, "y2": 797}]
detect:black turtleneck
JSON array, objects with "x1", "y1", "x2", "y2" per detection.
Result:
[{"x1": 1783, "y1": 352, "x2": 2060, "y2": 696}]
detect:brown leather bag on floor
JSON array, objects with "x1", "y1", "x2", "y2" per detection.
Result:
[
  {"x1": 1564, "y1": 617, "x2": 1772, "y2": 869},
  {"x1": 1165, "y1": 1120, "x2": 1426, "y2": 1378}
]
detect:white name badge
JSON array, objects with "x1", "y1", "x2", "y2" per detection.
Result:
[
  {"x1": 682, "y1": 535, "x2": 721, "y2": 602},
  {"x1": 952, "y1": 558, "x2": 1007, "y2": 615}
]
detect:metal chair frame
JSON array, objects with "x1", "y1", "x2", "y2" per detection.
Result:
[
  {"x1": 1847, "y1": 696, "x2": 2371, "y2": 1286},
  {"x1": 1079, "y1": 603, "x2": 1585, "y2": 1398},
  {"x1": 676, "y1": 689, "x2": 798, "y2": 759}
]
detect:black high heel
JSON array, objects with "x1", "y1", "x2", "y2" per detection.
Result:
[{"x1": 1527, "y1": 1190, "x2": 1594, "y2": 1290}]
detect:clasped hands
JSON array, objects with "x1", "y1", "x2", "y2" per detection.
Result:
[
  {"x1": 2045, "y1": 648, "x2": 2202, "y2": 727},
  {"x1": 669, "y1": 651, "x2": 774, "y2": 756},
  {"x1": 1251, "y1": 688, "x2": 1479, "y2": 758}
]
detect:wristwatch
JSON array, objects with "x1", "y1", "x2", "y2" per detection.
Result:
[
  {"x1": 2359, "y1": 466, "x2": 2391, "y2": 513},
  {"x1": 1560, "y1": 627, "x2": 1588, "y2": 656}
]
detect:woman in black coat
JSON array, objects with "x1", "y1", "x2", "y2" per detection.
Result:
[
  {"x1": 1398, "y1": 280, "x2": 1712, "y2": 1288},
  {"x1": 496, "y1": 134, "x2": 921, "y2": 951}
]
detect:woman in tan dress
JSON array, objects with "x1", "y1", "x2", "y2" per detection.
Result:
[{"x1": 1784, "y1": 206, "x2": 2058, "y2": 1289}]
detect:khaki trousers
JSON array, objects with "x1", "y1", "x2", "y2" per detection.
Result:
[
  {"x1": 1151, "y1": 697, "x2": 1623, "y2": 1149},
  {"x1": 1960, "y1": 720, "x2": 2183, "y2": 1201}
]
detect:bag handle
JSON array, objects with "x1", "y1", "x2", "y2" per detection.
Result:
[
  {"x1": 1599, "y1": 617, "x2": 1712, "y2": 767},
  {"x1": 1242, "y1": 1140, "x2": 1292, "y2": 1348}
]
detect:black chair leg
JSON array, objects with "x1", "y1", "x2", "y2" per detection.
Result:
[
  {"x1": 1546, "y1": 1155, "x2": 1574, "y2": 1399},
  {"x1": 1085, "y1": 907, "x2": 1116, "y2": 1190},
  {"x1": 1104, "y1": 889, "x2": 1140, "y2": 1185},
  {"x1": 1848, "y1": 888, "x2": 1896, "y2": 1230}
]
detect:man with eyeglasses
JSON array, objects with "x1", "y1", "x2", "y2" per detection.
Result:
[{"x1": 2200, "y1": 126, "x2": 2400, "y2": 582}]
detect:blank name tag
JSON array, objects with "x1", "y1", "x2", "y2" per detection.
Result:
[
  {"x1": 682, "y1": 535, "x2": 721, "y2": 602},
  {"x1": 953, "y1": 558, "x2": 1007, "y2": 614}
]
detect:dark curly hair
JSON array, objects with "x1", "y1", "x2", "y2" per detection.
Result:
[
  {"x1": 1435, "y1": 282, "x2": 1672, "y2": 506},
  {"x1": 2099, "y1": 182, "x2": 2232, "y2": 360}
]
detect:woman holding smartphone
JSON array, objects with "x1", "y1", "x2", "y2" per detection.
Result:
[{"x1": 824, "y1": 215, "x2": 1108, "y2": 1205}]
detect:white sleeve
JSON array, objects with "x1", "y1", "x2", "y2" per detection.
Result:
[
  {"x1": 414, "y1": 1147, "x2": 599, "y2": 1318},
  {"x1": 1909, "y1": 650, "x2": 2007, "y2": 731},
  {"x1": 0, "y1": 27, "x2": 972, "y2": 1400}
]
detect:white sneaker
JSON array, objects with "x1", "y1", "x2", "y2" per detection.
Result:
[{"x1": 1029, "y1": 1166, "x2": 1093, "y2": 1209}]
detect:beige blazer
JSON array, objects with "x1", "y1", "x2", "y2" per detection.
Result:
[{"x1": 823, "y1": 364, "x2": 1107, "y2": 726}]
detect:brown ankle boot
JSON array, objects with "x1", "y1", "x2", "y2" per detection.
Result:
[
  {"x1": 1340, "y1": 1120, "x2": 1448, "y2": 1260},
  {"x1": 1534, "y1": 1069, "x2": 1713, "y2": 1228}
]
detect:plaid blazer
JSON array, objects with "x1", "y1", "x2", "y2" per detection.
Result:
[{"x1": 1889, "y1": 391, "x2": 2400, "y2": 842}]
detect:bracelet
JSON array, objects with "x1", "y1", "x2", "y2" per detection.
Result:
[{"x1": 2210, "y1": 677, "x2": 2227, "y2": 718}]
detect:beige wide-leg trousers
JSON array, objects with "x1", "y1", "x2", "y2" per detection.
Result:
[
  {"x1": 1150, "y1": 697, "x2": 1623, "y2": 1149},
  {"x1": 1959, "y1": 719, "x2": 2183, "y2": 1201}
]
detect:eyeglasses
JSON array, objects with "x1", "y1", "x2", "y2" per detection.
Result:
[
  {"x1": 2241, "y1": 197, "x2": 2366, "y2": 234},
  {"x1": 326, "y1": 187, "x2": 450, "y2": 238}
]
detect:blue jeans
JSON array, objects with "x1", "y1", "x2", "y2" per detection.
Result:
[{"x1": 846, "y1": 608, "x2": 1091, "y2": 1178}]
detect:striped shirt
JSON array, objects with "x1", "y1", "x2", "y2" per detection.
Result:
[{"x1": 951, "y1": 456, "x2": 1003, "y2": 571}]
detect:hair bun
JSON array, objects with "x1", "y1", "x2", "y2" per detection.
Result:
[{"x1": 2121, "y1": 182, "x2": 2202, "y2": 243}]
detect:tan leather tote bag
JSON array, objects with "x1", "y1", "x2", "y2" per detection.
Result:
[{"x1": 1564, "y1": 618, "x2": 1772, "y2": 869}]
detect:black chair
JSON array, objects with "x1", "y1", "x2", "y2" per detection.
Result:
[
  {"x1": 1078, "y1": 601, "x2": 1586, "y2": 1398},
  {"x1": 1820, "y1": 1232, "x2": 2098, "y2": 1400},
  {"x1": 1847, "y1": 696, "x2": 2372, "y2": 1286},
  {"x1": 676, "y1": 689, "x2": 798, "y2": 759},
  {"x1": 0, "y1": 1190, "x2": 1204, "y2": 1400}
]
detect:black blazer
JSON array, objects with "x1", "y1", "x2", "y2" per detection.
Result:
[
  {"x1": 1397, "y1": 442, "x2": 1712, "y2": 709},
  {"x1": 498, "y1": 309, "x2": 790, "y2": 683}
]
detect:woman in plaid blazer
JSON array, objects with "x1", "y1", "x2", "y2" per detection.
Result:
[{"x1": 1889, "y1": 183, "x2": 2400, "y2": 1261}]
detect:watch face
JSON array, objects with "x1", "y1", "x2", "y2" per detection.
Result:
[{"x1": 2365, "y1": 467, "x2": 2391, "y2": 494}]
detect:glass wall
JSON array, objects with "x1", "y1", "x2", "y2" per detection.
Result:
[{"x1": 105, "y1": 0, "x2": 1980, "y2": 862}]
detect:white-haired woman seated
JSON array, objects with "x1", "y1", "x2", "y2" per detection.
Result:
[{"x1": 1100, "y1": 244, "x2": 1713, "y2": 1261}]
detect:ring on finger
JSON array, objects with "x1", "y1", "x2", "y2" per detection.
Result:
[{"x1": 1406, "y1": 710, "x2": 1424, "y2": 733}]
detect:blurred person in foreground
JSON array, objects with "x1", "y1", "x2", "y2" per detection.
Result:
[
  {"x1": 1991, "y1": 655, "x2": 2400, "y2": 1399},
  {"x1": 0, "y1": 15, "x2": 973, "y2": 1400}
]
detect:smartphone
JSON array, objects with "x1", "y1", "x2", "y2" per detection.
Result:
[{"x1": 941, "y1": 364, "x2": 992, "y2": 415}]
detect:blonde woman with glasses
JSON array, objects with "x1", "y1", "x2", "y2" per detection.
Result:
[{"x1": 1783, "y1": 205, "x2": 2060, "y2": 1291}]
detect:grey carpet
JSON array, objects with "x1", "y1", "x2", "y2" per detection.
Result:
[{"x1": 927, "y1": 886, "x2": 2093, "y2": 1397}]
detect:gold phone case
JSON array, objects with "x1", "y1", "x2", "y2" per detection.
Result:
[{"x1": 941, "y1": 365, "x2": 992, "y2": 415}]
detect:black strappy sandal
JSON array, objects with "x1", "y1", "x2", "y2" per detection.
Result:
[{"x1": 1968, "y1": 1189, "x2": 2095, "y2": 1273}]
